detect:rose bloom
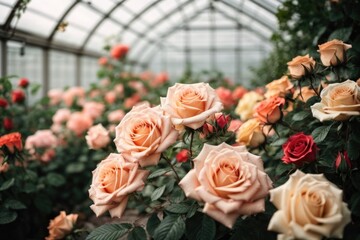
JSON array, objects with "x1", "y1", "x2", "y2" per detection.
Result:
[
  {"x1": 311, "y1": 80, "x2": 360, "y2": 121},
  {"x1": 335, "y1": 151, "x2": 351, "y2": 170},
  {"x1": 282, "y1": 132, "x2": 318, "y2": 165},
  {"x1": 161, "y1": 83, "x2": 223, "y2": 130},
  {"x1": 82, "y1": 101, "x2": 105, "y2": 120},
  {"x1": 287, "y1": 54, "x2": 316, "y2": 78},
  {"x1": 52, "y1": 108, "x2": 71, "y2": 124},
  {"x1": 216, "y1": 87, "x2": 235, "y2": 108},
  {"x1": 235, "y1": 91, "x2": 264, "y2": 121},
  {"x1": 98, "y1": 57, "x2": 108, "y2": 66},
  {"x1": 25, "y1": 130, "x2": 58, "y2": 162},
  {"x1": 124, "y1": 94, "x2": 141, "y2": 109},
  {"x1": 268, "y1": 170, "x2": 351, "y2": 240},
  {"x1": 3, "y1": 117, "x2": 13, "y2": 131},
  {"x1": 18, "y1": 77, "x2": 29, "y2": 88},
  {"x1": 264, "y1": 76, "x2": 294, "y2": 99},
  {"x1": 228, "y1": 119, "x2": 242, "y2": 132},
  {"x1": 66, "y1": 112, "x2": 93, "y2": 136},
  {"x1": 114, "y1": 84, "x2": 124, "y2": 96},
  {"x1": 110, "y1": 44, "x2": 129, "y2": 59},
  {"x1": 0, "y1": 132, "x2": 22, "y2": 153},
  {"x1": 236, "y1": 118, "x2": 265, "y2": 147},
  {"x1": 62, "y1": 87, "x2": 85, "y2": 107},
  {"x1": 89, "y1": 153, "x2": 149, "y2": 218},
  {"x1": 100, "y1": 78, "x2": 110, "y2": 87},
  {"x1": 232, "y1": 86, "x2": 248, "y2": 101},
  {"x1": 88, "y1": 89, "x2": 101, "y2": 99},
  {"x1": 85, "y1": 124, "x2": 111, "y2": 150},
  {"x1": 318, "y1": 39, "x2": 352, "y2": 66},
  {"x1": 129, "y1": 81, "x2": 147, "y2": 95},
  {"x1": 114, "y1": 104, "x2": 178, "y2": 167},
  {"x1": 105, "y1": 91, "x2": 117, "y2": 104},
  {"x1": 140, "y1": 71, "x2": 155, "y2": 81},
  {"x1": 0, "y1": 97, "x2": 8, "y2": 108},
  {"x1": 11, "y1": 89, "x2": 25, "y2": 103},
  {"x1": 46, "y1": 211, "x2": 78, "y2": 240},
  {"x1": 47, "y1": 89, "x2": 63, "y2": 106},
  {"x1": 176, "y1": 149, "x2": 189, "y2": 163},
  {"x1": 254, "y1": 96, "x2": 285, "y2": 124},
  {"x1": 293, "y1": 86, "x2": 317, "y2": 102},
  {"x1": 179, "y1": 143, "x2": 273, "y2": 228},
  {"x1": 151, "y1": 72, "x2": 169, "y2": 87},
  {"x1": 108, "y1": 109, "x2": 125, "y2": 123}
]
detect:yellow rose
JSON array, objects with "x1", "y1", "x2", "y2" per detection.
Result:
[
  {"x1": 179, "y1": 143, "x2": 273, "y2": 228},
  {"x1": 311, "y1": 80, "x2": 360, "y2": 121},
  {"x1": 318, "y1": 39, "x2": 352, "y2": 66},
  {"x1": 236, "y1": 118, "x2": 265, "y2": 147},
  {"x1": 235, "y1": 91, "x2": 264, "y2": 121},
  {"x1": 268, "y1": 170, "x2": 351, "y2": 240},
  {"x1": 160, "y1": 83, "x2": 223, "y2": 129},
  {"x1": 46, "y1": 211, "x2": 78, "y2": 240},
  {"x1": 293, "y1": 86, "x2": 317, "y2": 102},
  {"x1": 265, "y1": 76, "x2": 294, "y2": 98},
  {"x1": 287, "y1": 54, "x2": 316, "y2": 78}
]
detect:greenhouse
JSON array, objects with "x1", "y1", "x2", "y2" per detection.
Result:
[{"x1": 0, "y1": 0, "x2": 359, "y2": 239}]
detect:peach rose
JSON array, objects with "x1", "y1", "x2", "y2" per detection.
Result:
[
  {"x1": 89, "y1": 153, "x2": 149, "y2": 217},
  {"x1": 161, "y1": 83, "x2": 223, "y2": 130},
  {"x1": 114, "y1": 104, "x2": 178, "y2": 167},
  {"x1": 86, "y1": 124, "x2": 111, "y2": 150},
  {"x1": 124, "y1": 94, "x2": 141, "y2": 109},
  {"x1": 236, "y1": 118, "x2": 265, "y2": 147},
  {"x1": 228, "y1": 119, "x2": 242, "y2": 132},
  {"x1": 25, "y1": 130, "x2": 58, "y2": 162},
  {"x1": 108, "y1": 109, "x2": 125, "y2": 123},
  {"x1": 66, "y1": 112, "x2": 93, "y2": 136},
  {"x1": 114, "y1": 84, "x2": 124, "y2": 95},
  {"x1": 110, "y1": 44, "x2": 129, "y2": 59},
  {"x1": 254, "y1": 96, "x2": 285, "y2": 124},
  {"x1": 293, "y1": 86, "x2": 317, "y2": 102},
  {"x1": 152, "y1": 72, "x2": 168, "y2": 86},
  {"x1": 235, "y1": 91, "x2": 264, "y2": 121},
  {"x1": 82, "y1": 101, "x2": 105, "y2": 120},
  {"x1": 268, "y1": 170, "x2": 351, "y2": 240},
  {"x1": 287, "y1": 54, "x2": 316, "y2": 78},
  {"x1": 318, "y1": 39, "x2": 352, "y2": 66},
  {"x1": 311, "y1": 80, "x2": 360, "y2": 121},
  {"x1": 46, "y1": 211, "x2": 78, "y2": 240},
  {"x1": 98, "y1": 57, "x2": 108, "y2": 66},
  {"x1": 216, "y1": 87, "x2": 235, "y2": 108},
  {"x1": 47, "y1": 89, "x2": 63, "y2": 106},
  {"x1": 105, "y1": 91, "x2": 117, "y2": 104},
  {"x1": 52, "y1": 108, "x2": 71, "y2": 124},
  {"x1": 179, "y1": 143, "x2": 273, "y2": 228},
  {"x1": 62, "y1": 87, "x2": 85, "y2": 107},
  {"x1": 232, "y1": 86, "x2": 248, "y2": 101},
  {"x1": 264, "y1": 76, "x2": 294, "y2": 99}
]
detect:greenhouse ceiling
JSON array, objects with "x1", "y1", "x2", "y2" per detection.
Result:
[{"x1": 0, "y1": 0, "x2": 282, "y2": 86}]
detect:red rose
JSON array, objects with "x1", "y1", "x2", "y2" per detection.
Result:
[
  {"x1": 216, "y1": 113, "x2": 230, "y2": 129},
  {"x1": 18, "y1": 78, "x2": 29, "y2": 88},
  {"x1": 0, "y1": 98, "x2": 8, "y2": 108},
  {"x1": 11, "y1": 89, "x2": 25, "y2": 103},
  {"x1": 335, "y1": 151, "x2": 351, "y2": 170},
  {"x1": 0, "y1": 132, "x2": 22, "y2": 153},
  {"x1": 110, "y1": 44, "x2": 129, "y2": 59},
  {"x1": 282, "y1": 132, "x2": 318, "y2": 165},
  {"x1": 176, "y1": 149, "x2": 189, "y2": 163},
  {"x1": 3, "y1": 117, "x2": 13, "y2": 131}
]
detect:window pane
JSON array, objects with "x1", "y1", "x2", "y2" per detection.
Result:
[
  {"x1": 66, "y1": 3, "x2": 102, "y2": 31},
  {"x1": 0, "y1": 4, "x2": 11, "y2": 25},
  {"x1": 87, "y1": 0, "x2": 115, "y2": 13},
  {"x1": 15, "y1": 11, "x2": 57, "y2": 37},
  {"x1": 49, "y1": 50, "x2": 76, "y2": 89},
  {"x1": 27, "y1": 0, "x2": 73, "y2": 20},
  {"x1": 53, "y1": 25, "x2": 88, "y2": 47},
  {"x1": 81, "y1": 57, "x2": 98, "y2": 89}
]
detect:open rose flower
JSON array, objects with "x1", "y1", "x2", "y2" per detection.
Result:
[
  {"x1": 235, "y1": 91, "x2": 264, "y2": 121},
  {"x1": 216, "y1": 87, "x2": 235, "y2": 108},
  {"x1": 82, "y1": 101, "x2": 105, "y2": 120},
  {"x1": 114, "y1": 103, "x2": 178, "y2": 167},
  {"x1": 48, "y1": 89, "x2": 63, "y2": 106},
  {"x1": 0, "y1": 132, "x2": 22, "y2": 153},
  {"x1": 52, "y1": 108, "x2": 71, "y2": 124},
  {"x1": 311, "y1": 80, "x2": 360, "y2": 121},
  {"x1": 66, "y1": 112, "x2": 93, "y2": 136},
  {"x1": 282, "y1": 132, "x2": 318, "y2": 165},
  {"x1": 293, "y1": 86, "x2": 317, "y2": 102},
  {"x1": 179, "y1": 143, "x2": 273, "y2": 228},
  {"x1": 254, "y1": 96, "x2": 285, "y2": 124},
  {"x1": 268, "y1": 170, "x2": 351, "y2": 240},
  {"x1": 318, "y1": 39, "x2": 352, "y2": 66},
  {"x1": 46, "y1": 211, "x2": 78, "y2": 240},
  {"x1": 236, "y1": 118, "x2": 265, "y2": 147},
  {"x1": 111, "y1": 44, "x2": 129, "y2": 59},
  {"x1": 89, "y1": 153, "x2": 149, "y2": 218},
  {"x1": 287, "y1": 54, "x2": 316, "y2": 78},
  {"x1": 25, "y1": 130, "x2": 58, "y2": 162},
  {"x1": 161, "y1": 83, "x2": 223, "y2": 130},
  {"x1": 62, "y1": 87, "x2": 85, "y2": 107},
  {"x1": 264, "y1": 76, "x2": 294, "y2": 99},
  {"x1": 108, "y1": 109, "x2": 125, "y2": 123},
  {"x1": 86, "y1": 124, "x2": 111, "y2": 150}
]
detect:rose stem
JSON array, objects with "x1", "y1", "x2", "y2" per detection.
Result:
[
  {"x1": 189, "y1": 130, "x2": 195, "y2": 168},
  {"x1": 161, "y1": 154, "x2": 181, "y2": 183},
  {"x1": 309, "y1": 77, "x2": 320, "y2": 98}
]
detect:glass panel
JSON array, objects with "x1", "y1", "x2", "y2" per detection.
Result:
[
  {"x1": 7, "y1": 41, "x2": 43, "y2": 103},
  {"x1": 129, "y1": 38, "x2": 148, "y2": 59},
  {"x1": 140, "y1": 7, "x2": 162, "y2": 25},
  {"x1": 81, "y1": 56, "x2": 98, "y2": 89},
  {"x1": 0, "y1": 4, "x2": 11, "y2": 25},
  {"x1": 15, "y1": 11, "x2": 57, "y2": 37},
  {"x1": 27, "y1": 0, "x2": 73, "y2": 20},
  {"x1": 0, "y1": 0, "x2": 17, "y2": 6},
  {"x1": 86, "y1": 0, "x2": 115, "y2": 13},
  {"x1": 122, "y1": 31, "x2": 137, "y2": 45},
  {"x1": 49, "y1": 50, "x2": 76, "y2": 89},
  {"x1": 130, "y1": 20, "x2": 147, "y2": 32},
  {"x1": 191, "y1": 52, "x2": 210, "y2": 71},
  {"x1": 123, "y1": 0, "x2": 154, "y2": 14},
  {"x1": 215, "y1": 30, "x2": 236, "y2": 47},
  {"x1": 111, "y1": 7, "x2": 134, "y2": 24},
  {"x1": 166, "y1": 31, "x2": 185, "y2": 48},
  {"x1": 96, "y1": 19, "x2": 123, "y2": 37},
  {"x1": 84, "y1": 34, "x2": 105, "y2": 53},
  {"x1": 157, "y1": 0, "x2": 178, "y2": 14},
  {"x1": 66, "y1": 4, "x2": 102, "y2": 30},
  {"x1": 217, "y1": 51, "x2": 236, "y2": 82},
  {"x1": 53, "y1": 25, "x2": 88, "y2": 47}
]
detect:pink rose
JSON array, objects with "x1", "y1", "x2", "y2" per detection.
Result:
[
  {"x1": 161, "y1": 83, "x2": 223, "y2": 130},
  {"x1": 232, "y1": 86, "x2": 248, "y2": 101},
  {"x1": 216, "y1": 87, "x2": 235, "y2": 108},
  {"x1": 179, "y1": 143, "x2": 273, "y2": 228},
  {"x1": 151, "y1": 72, "x2": 168, "y2": 86},
  {"x1": 52, "y1": 109, "x2": 71, "y2": 124},
  {"x1": 227, "y1": 119, "x2": 242, "y2": 132},
  {"x1": 114, "y1": 84, "x2": 124, "y2": 95},
  {"x1": 89, "y1": 153, "x2": 149, "y2": 217},
  {"x1": 85, "y1": 124, "x2": 111, "y2": 150},
  {"x1": 82, "y1": 102, "x2": 105, "y2": 120},
  {"x1": 110, "y1": 44, "x2": 129, "y2": 59},
  {"x1": 114, "y1": 104, "x2": 178, "y2": 167},
  {"x1": 25, "y1": 130, "x2": 58, "y2": 162},
  {"x1": 47, "y1": 89, "x2": 63, "y2": 106},
  {"x1": 46, "y1": 211, "x2": 78, "y2": 240},
  {"x1": 108, "y1": 110, "x2": 125, "y2": 123},
  {"x1": 62, "y1": 87, "x2": 85, "y2": 107},
  {"x1": 105, "y1": 91, "x2": 117, "y2": 104},
  {"x1": 66, "y1": 112, "x2": 93, "y2": 136},
  {"x1": 98, "y1": 57, "x2": 108, "y2": 66},
  {"x1": 124, "y1": 94, "x2": 141, "y2": 109}
]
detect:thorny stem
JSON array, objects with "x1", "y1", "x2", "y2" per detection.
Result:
[
  {"x1": 161, "y1": 154, "x2": 181, "y2": 183},
  {"x1": 309, "y1": 78, "x2": 321, "y2": 98}
]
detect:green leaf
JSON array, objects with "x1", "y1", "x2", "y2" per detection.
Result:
[
  {"x1": 292, "y1": 111, "x2": 310, "y2": 121},
  {"x1": 186, "y1": 213, "x2": 216, "y2": 240},
  {"x1": 270, "y1": 138, "x2": 287, "y2": 147},
  {"x1": 151, "y1": 185, "x2": 166, "y2": 201},
  {"x1": 0, "y1": 178, "x2": 15, "y2": 191},
  {"x1": 328, "y1": 27, "x2": 353, "y2": 42},
  {"x1": 170, "y1": 187, "x2": 185, "y2": 203},
  {"x1": 148, "y1": 169, "x2": 170, "y2": 180},
  {"x1": 186, "y1": 203, "x2": 198, "y2": 218},
  {"x1": 275, "y1": 163, "x2": 292, "y2": 176},
  {"x1": 127, "y1": 227, "x2": 146, "y2": 240},
  {"x1": 4, "y1": 199, "x2": 26, "y2": 210},
  {"x1": 86, "y1": 223, "x2": 132, "y2": 240},
  {"x1": 146, "y1": 213, "x2": 161, "y2": 237},
  {"x1": 311, "y1": 125, "x2": 332, "y2": 143},
  {"x1": 165, "y1": 203, "x2": 190, "y2": 214},
  {"x1": 34, "y1": 194, "x2": 52, "y2": 214},
  {"x1": 348, "y1": 139, "x2": 360, "y2": 160},
  {"x1": 153, "y1": 215, "x2": 185, "y2": 240},
  {"x1": 46, "y1": 173, "x2": 66, "y2": 187},
  {"x1": 0, "y1": 208, "x2": 17, "y2": 224},
  {"x1": 66, "y1": 162, "x2": 85, "y2": 174}
]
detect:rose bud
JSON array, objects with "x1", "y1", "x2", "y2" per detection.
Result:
[
  {"x1": 254, "y1": 96, "x2": 285, "y2": 124},
  {"x1": 18, "y1": 78, "x2": 29, "y2": 88},
  {"x1": 335, "y1": 151, "x2": 352, "y2": 172},
  {"x1": 176, "y1": 149, "x2": 189, "y2": 163},
  {"x1": 3, "y1": 117, "x2": 13, "y2": 131},
  {"x1": 0, "y1": 98, "x2": 8, "y2": 108},
  {"x1": 215, "y1": 113, "x2": 230, "y2": 129},
  {"x1": 11, "y1": 89, "x2": 25, "y2": 103},
  {"x1": 110, "y1": 44, "x2": 129, "y2": 59},
  {"x1": 318, "y1": 39, "x2": 352, "y2": 66},
  {"x1": 287, "y1": 54, "x2": 316, "y2": 79}
]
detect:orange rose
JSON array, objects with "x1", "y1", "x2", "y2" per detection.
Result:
[
  {"x1": 254, "y1": 96, "x2": 285, "y2": 123},
  {"x1": 293, "y1": 86, "x2": 317, "y2": 102},
  {"x1": 216, "y1": 87, "x2": 235, "y2": 108},
  {"x1": 287, "y1": 54, "x2": 316, "y2": 78},
  {"x1": 46, "y1": 211, "x2": 78, "y2": 240},
  {"x1": 0, "y1": 132, "x2": 22, "y2": 153},
  {"x1": 236, "y1": 118, "x2": 265, "y2": 147},
  {"x1": 110, "y1": 44, "x2": 129, "y2": 59},
  {"x1": 114, "y1": 103, "x2": 178, "y2": 167},
  {"x1": 161, "y1": 83, "x2": 223, "y2": 129},
  {"x1": 179, "y1": 143, "x2": 273, "y2": 228},
  {"x1": 265, "y1": 76, "x2": 294, "y2": 98},
  {"x1": 318, "y1": 39, "x2": 352, "y2": 66},
  {"x1": 89, "y1": 153, "x2": 149, "y2": 218}
]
